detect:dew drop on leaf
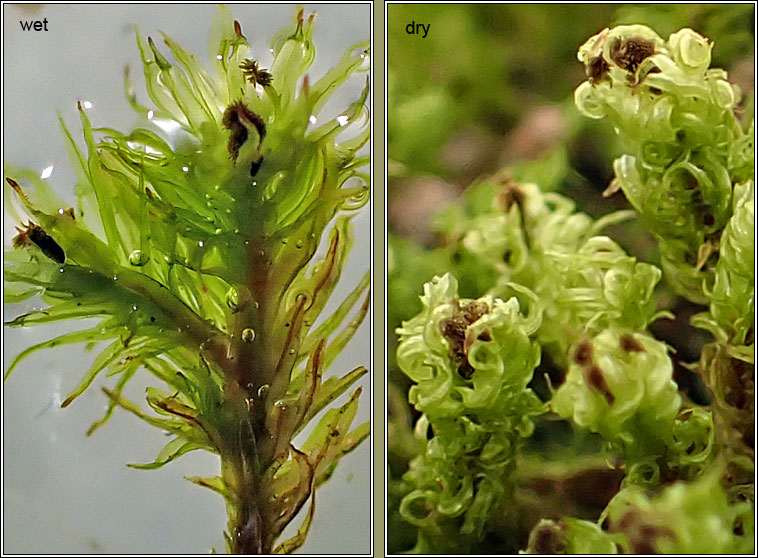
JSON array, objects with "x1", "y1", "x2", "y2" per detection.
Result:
[
  {"x1": 242, "y1": 328, "x2": 255, "y2": 342},
  {"x1": 226, "y1": 287, "x2": 240, "y2": 311},
  {"x1": 129, "y1": 250, "x2": 149, "y2": 266}
]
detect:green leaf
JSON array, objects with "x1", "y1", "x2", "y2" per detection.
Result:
[
  {"x1": 299, "y1": 366, "x2": 367, "y2": 433},
  {"x1": 5, "y1": 323, "x2": 124, "y2": 381},
  {"x1": 185, "y1": 475, "x2": 227, "y2": 497},
  {"x1": 315, "y1": 421, "x2": 370, "y2": 487},
  {"x1": 128, "y1": 437, "x2": 206, "y2": 470},
  {"x1": 301, "y1": 387, "x2": 362, "y2": 480},
  {"x1": 61, "y1": 338, "x2": 135, "y2": 407},
  {"x1": 87, "y1": 364, "x2": 138, "y2": 435},
  {"x1": 273, "y1": 490, "x2": 316, "y2": 554}
]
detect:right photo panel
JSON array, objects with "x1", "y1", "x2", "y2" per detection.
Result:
[{"x1": 386, "y1": 3, "x2": 755, "y2": 555}]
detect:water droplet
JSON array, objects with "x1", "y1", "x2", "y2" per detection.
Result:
[
  {"x1": 274, "y1": 399, "x2": 285, "y2": 408},
  {"x1": 242, "y1": 328, "x2": 255, "y2": 342},
  {"x1": 281, "y1": 238, "x2": 288, "y2": 245},
  {"x1": 147, "y1": 110, "x2": 154, "y2": 120},
  {"x1": 182, "y1": 166, "x2": 189, "y2": 172},
  {"x1": 113, "y1": 275, "x2": 119, "y2": 281},
  {"x1": 296, "y1": 240, "x2": 303, "y2": 248},
  {"x1": 129, "y1": 250, "x2": 149, "y2": 266},
  {"x1": 336, "y1": 115, "x2": 349, "y2": 126},
  {"x1": 131, "y1": 305, "x2": 138, "y2": 311},
  {"x1": 288, "y1": 348, "x2": 296, "y2": 355},
  {"x1": 216, "y1": 54, "x2": 223, "y2": 60},
  {"x1": 226, "y1": 287, "x2": 240, "y2": 311},
  {"x1": 252, "y1": 181, "x2": 257, "y2": 187},
  {"x1": 198, "y1": 241, "x2": 204, "y2": 247},
  {"x1": 215, "y1": 228, "x2": 223, "y2": 235},
  {"x1": 257, "y1": 384, "x2": 269, "y2": 398},
  {"x1": 309, "y1": 115, "x2": 317, "y2": 124},
  {"x1": 59, "y1": 268, "x2": 65, "y2": 273}
]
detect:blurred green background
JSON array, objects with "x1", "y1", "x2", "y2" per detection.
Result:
[{"x1": 387, "y1": 4, "x2": 753, "y2": 553}]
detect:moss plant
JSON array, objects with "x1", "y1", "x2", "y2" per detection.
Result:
[
  {"x1": 391, "y1": 24, "x2": 753, "y2": 554},
  {"x1": 4, "y1": 6, "x2": 370, "y2": 554}
]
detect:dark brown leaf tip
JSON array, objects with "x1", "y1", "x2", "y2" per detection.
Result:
[
  {"x1": 439, "y1": 300, "x2": 490, "y2": 379},
  {"x1": 586, "y1": 365, "x2": 615, "y2": 405},
  {"x1": 529, "y1": 521, "x2": 567, "y2": 554},
  {"x1": 573, "y1": 341, "x2": 594, "y2": 366},
  {"x1": 620, "y1": 333, "x2": 645, "y2": 353},
  {"x1": 233, "y1": 20, "x2": 246, "y2": 40},
  {"x1": 496, "y1": 180, "x2": 525, "y2": 213},
  {"x1": 6, "y1": 176, "x2": 22, "y2": 194}
]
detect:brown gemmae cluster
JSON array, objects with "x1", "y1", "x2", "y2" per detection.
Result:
[
  {"x1": 220, "y1": 58, "x2": 272, "y2": 175},
  {"x1": 439, "y1": 299, "x2": 492, "y2": 379},
  {"x1": 240, "y1": 59, "x2": 273, "y2": 87},
  {"x1": 585, "y1": 35, "x2": 657, "y2": 84},
  {"x1": 222, "y1": 101, "x2": 267, "y2": 163}
]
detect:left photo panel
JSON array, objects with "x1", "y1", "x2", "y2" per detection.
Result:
[{"x1": 3, "y1": 3, "x2": 371, "y2": 554}]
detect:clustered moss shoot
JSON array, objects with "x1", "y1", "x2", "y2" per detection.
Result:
[
  {"x1": 5, "y1": 7, "x2": 369, "y2": 555},
  {"x1": 394, "y1": 25, "x2": 753, "y2": 554}
]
